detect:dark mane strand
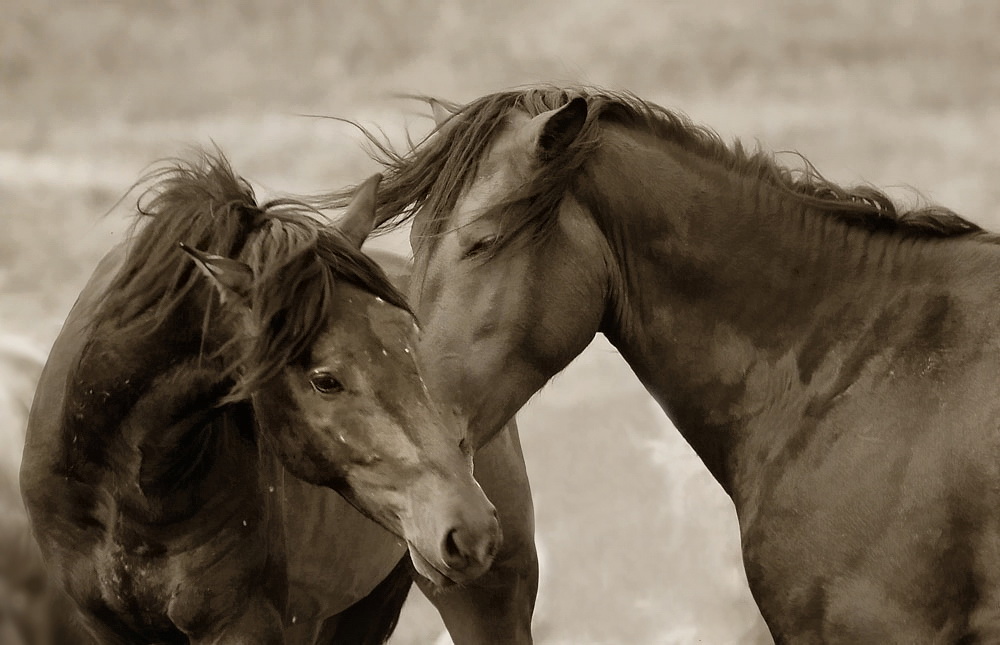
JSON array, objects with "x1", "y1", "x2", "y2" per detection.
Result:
[
  {"x1": 230, "y1": 219, "x2": 411, "y2": 401},
  {"x1": 97, "y1": 150, "x2": 409, "y2": 402},
  {"x1": 308, "y1": 84, "x2": 986, "y2": 248},
  {"x1": 99, "y1": 150, "x2": 264, "y2": 334}
]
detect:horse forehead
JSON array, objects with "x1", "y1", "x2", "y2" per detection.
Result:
[
  {"x1": 453, "y1": 173, "x2": 514, "y2": 229},
  {"x1": 453, "y1": 119, "x2": 535, "y2": 228},
  {"x1": 363, "y1": 298, "x2": 416, "y2": 343},
  {"x1": 334, "y1": 289, "x2": 416, "y2": 347},
  {"x1": 305, "y1": 283, "x2": 412, "y2": 356}
]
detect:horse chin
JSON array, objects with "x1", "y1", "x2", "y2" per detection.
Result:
[{"x1": 406, "y1": 542, "x2": 457, "y2": 589}]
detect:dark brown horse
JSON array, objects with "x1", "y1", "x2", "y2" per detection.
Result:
[
  {"x1": 321, "y1": 85, "x2": 1000, "y2": 643},
  {"x1": 19, "y1": 152, "x2": 501, "y2": 644}
]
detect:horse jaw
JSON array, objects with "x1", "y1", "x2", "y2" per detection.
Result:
[{"x1": 406, "y1": 541, "x2": 455, "y2": 588}]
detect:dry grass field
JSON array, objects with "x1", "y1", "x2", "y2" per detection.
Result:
[{"x1": 3, "y1": 1, "x2": 1000, "y2": 643}]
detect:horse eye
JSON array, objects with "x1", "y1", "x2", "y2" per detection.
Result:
[
  {"x1": 463, "y1": 234, "x2": 499, "y2": 259},
  {"x1": 310, "y1": 372, "x2": 344, "y2": 394}
]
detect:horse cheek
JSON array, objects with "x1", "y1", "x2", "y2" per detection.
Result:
[{"x1": 255, "y1": 387, "x2": 329, "y2": 485}]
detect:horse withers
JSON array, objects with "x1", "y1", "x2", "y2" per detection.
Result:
[
  {"x1": 333, "y1": 85, "x2": 1000, "y2": 643},
  {"x1": 19, "y1": 152, "x2": 500, "y2": 643}
]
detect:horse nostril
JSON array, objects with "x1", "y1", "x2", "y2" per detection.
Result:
[
  {"x1": 442, "y1": 527, "x2": 469, "y2": 570},
  {"x1": 440, "y1": 521, "x2": 500, "y2": 574}
]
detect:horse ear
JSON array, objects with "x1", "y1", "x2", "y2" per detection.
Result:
[
  {"x1": 429, "y1": 99, "x2": 453, "y2": 128},
  {"x1": 180, "y1": 243, "x2": 253, "y2": 305},
  {"x1": 339, "y1": 173, "x2": 382, "y2": 249},
  {"x1": 534, "y1": 96, "x2": 588, "y2": 160}
]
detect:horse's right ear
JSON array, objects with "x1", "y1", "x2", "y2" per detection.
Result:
[
  {"x1": 180, "y1": 243, "x2": 252, "y2": 306},
  {"x1": 533, "y1": 96, "x2": 588, "y2": 160},
  {"x1": 429, "y1": 99, "x2": 453, "y2": 128}
]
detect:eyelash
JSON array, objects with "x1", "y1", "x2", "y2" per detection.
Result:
[
  {"x1": 464, "y1": 235, "x2": 499, "y2": 259},
  {"x1": 310, "y1": 373, "x2": 344, "y2": 394}
]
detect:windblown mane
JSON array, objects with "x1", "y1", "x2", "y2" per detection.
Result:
[
  {"x1": 312, "y1": 84, "x2": 985, "y2": 247},
  {"x1": 99, "y1": 150, "x2": 409, "y2": 398}
]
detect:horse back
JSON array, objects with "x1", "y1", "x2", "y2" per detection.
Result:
[{"x1": 19, "y1": 244, "x2": 127, "y2": 562}]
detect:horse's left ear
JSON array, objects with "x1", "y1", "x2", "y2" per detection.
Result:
[
  {"x1": 339, "y1": 173, "x2": 383, "y2": 249},
  {"x1": 180, "y1": 243, "x2": 253, "y2": 306},
  {"x1": 533, "y1": 96, "x2": 588, "y2": 160}
]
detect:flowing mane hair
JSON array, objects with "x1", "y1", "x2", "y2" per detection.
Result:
[
  {"x1": 98, "y1": 150, "x2": 410, "y2": 400},
  {"x1": 310, "y1": 84, "x2": 987, "y2": 249}
]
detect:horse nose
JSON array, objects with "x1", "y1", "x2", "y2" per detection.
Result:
[{"x1": 440, "y1": 509, "x2": 501, "y2": 575}]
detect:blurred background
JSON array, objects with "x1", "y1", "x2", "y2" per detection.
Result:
[{"x1": 3, "y1": 1, "x2": 1000, "y2": 643}]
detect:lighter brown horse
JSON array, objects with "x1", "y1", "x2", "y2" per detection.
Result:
[{"x1": 322, "y1": 85, "x2": 1000, "y2": 643}]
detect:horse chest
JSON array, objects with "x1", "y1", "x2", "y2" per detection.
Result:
[{"x1": 79, "y1": 502, "x2": 273, "y2": 633}]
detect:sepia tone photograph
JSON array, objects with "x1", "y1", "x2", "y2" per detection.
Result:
[{"x1": 3, "y1": 1, "x2": 1000, "y2": 643}]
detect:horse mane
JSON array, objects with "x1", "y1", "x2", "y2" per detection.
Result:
[
  {"x1": 310, "y1": 84, "x2": 986, "y2": 247},
  {"x1": 98, "y1": 149, "x2": 409, "y2": 399}
]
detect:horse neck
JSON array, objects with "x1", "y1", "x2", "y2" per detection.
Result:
[
  {"x1": 590, "y1": 131, "x2": 988, "y2": 493},
  {"x1": 70, "y1": 296, "x2": 261, "y2": 524}
]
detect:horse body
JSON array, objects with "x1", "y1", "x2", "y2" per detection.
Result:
[
  {"x1": 21, "y1": 154, "x2": 500, "y2": 643},
  {"x1": 591, "y1": 132, "x2": 1000, "y2": 641},
  {"x1": 350, "y1": 87, "x2": 1000, "y2": 642},
  {"x1": 28, "y1": 290, "x2": 282, "y2": 641},
  {"x1": 22, "y1": 243, "x2": 405, "y2": 642}
]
